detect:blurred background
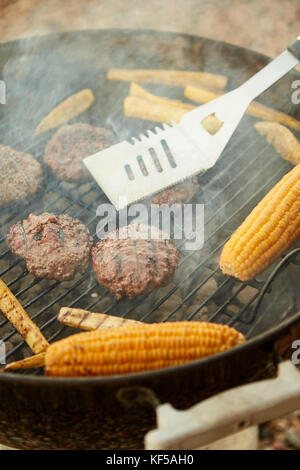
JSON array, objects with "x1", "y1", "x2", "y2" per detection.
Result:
[
  {"x1": 0, "y1": 0, "x2": 299, "y2": 451},
  {"x1": 0, "y1": 0, "x2": 299, "y2": 58}
]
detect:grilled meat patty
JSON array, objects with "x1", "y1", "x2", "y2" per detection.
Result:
[
  {"x1": 7, "y1": 213, "x2": 94, "y2": 281},
  {"x1": 92, "y1": 224, "x2": 179, "y2": 299},
  {"x1": 43, "y1": 123, "x2": 117, "y2": 181},
  {"x1": 149, "y1": 176, "x2": 200, "y2": 206},
  {"x1": 0, "y1": 145, "x2": 43, "y2": 207}
]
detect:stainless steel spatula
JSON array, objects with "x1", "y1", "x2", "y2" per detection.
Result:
[{"x1": 84, "y1": 36, "x2": 300, "y2": 211}]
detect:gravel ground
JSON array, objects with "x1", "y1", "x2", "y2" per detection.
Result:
[{"x1": 259, "y1": 411, "x2": 300, "y2": 450}]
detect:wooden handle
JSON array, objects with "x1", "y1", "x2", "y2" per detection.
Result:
[{"x1": 145, "y1": 361, "x2": 300, "y2": 450}]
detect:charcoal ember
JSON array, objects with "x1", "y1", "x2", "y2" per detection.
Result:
[
  {"x1": 176, "y1": 256, "x2": 201, "y2": 283},
  {"x1": 147, "y1": 294, "x2": 182, "y2": 322},
  {"x1": 90, "y1": 292, "x2": 99, "y2": 299},
  {"x1": 189, "y1": 302, "x2": 223, "y2": 321},
  {"x1": 0, "y1": 256, "x2": 25, "y2": 279},
  {"x1": 179, "y1": 271, "x2": 218, "y2": 307},
  {"x1": 172, "y1": 304, "x2": 213, "y2": 322},
  {"x1": 89, "y1": 295, "x2": 115, "y2": 314},
  {"x1": 189, "y1": 306, "x2": 210, "y2": 322},
  {"x1": 226, "y1": 304, "x2": 241, "y2": 316},
  {"x1": 236, "y1": 286, "x2": 258, "y2": 306},
  {"x1": 2, "y1": 330, "x2": 29, "y2": 361}
]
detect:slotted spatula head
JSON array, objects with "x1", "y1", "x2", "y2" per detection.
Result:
[{"x1": 84, "y1": 37, "x2": 300, "y2": 211}]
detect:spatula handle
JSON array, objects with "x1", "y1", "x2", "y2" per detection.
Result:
[
  {"x1": 238, "y1": 48, "x2": 299, "y2": 102},
  {"x1": 288, "y1": 35, "x2": 300, "y2": 60}
]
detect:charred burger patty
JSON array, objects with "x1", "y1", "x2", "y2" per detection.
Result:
[
  {"x1": 7, "y1": 213, "x2": 94, "y2": 281},
  {"x1": 43, "y1": 123, "x2": 117, "y2": 181},
  {"x1": 92, "y1": 224, "x2": 179, "y2": 299},
  {"x1": 0, "y1": 145, "x2": 43, "y2": 207},
  {"x1": 149, "y1": 176, "x2": 200, "y2": 206}
]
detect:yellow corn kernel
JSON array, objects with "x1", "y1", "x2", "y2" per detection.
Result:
[
  {"x1": 45, "y1": 321, "x2": 245, "y2": 377},
  {"x1": 220, "y1": 164, "x2": 300, "y2": 281}
]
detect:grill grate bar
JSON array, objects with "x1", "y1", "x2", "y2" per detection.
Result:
[
  {"x1": 94, "y1": 148, "x2": 286, "y2": 325},
  {"x1": 206, "y1": 284, "x2": 246, "y2": 322},
  {"x1": 0, "y1": 180, "x2": 62, "y2": 240},
  {"x1": 187, "y1": 277, "x2": 232, "y2": 320},
  {"x1": 1, "y1": 281, "x2": 60, "y2": 341},
  {"x1": 0, "y1": 182, "x2": 101, "y2": 301},
  {"x1": 199, "y1": 129, "x2": 262, "y2": 196},
  {"x1": 0, "y1": 259, "x2": 22, "y2": 276},
  {"x1": 38, "y1": 283, "x2": 99, "y2": 334},
  {"x1": 3, "y1": 274, "x2": 92, "y2": 360},
  {"x1": 204, "y1": 144, "x2": 272, "y2": 222},
  {"x1": 137, "y1": 163, "x2": 287, "y2": 323},
  {"x1": 204, "y1": 150, "x2": 280, "y2": 227},
  {"x1": 162, "y1": 266, "x2": 220, "y2": 322},
  {"x1": 228, "y1": 292, "x2": 261, "y2": 328}
]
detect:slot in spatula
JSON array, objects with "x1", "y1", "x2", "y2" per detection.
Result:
[{"x1": 84, "y1": 36, "x2": 300, "y2": 211}]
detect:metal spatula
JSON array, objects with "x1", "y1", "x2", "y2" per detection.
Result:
[{"x1": 84, "y1": 36, "x2": 300, "y2": 211}]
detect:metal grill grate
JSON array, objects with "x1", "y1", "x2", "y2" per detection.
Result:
[{"x1": 1, "y1": 35, "x2": 300, "y2": 375}]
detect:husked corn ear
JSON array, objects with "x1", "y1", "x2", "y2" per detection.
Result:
[
  {"x1": 45, "y1": 321, "x2": 245, "y2": 377},
  {"x1": 220, "y1": 164, "x2": 300, "y2": 281}
]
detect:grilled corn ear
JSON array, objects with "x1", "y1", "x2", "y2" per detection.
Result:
[
  {"x1": 3, "y1": 352, "x2": 46, "y2": 371},
  {"x1": 34, "y1": 89, "x2": 95, "y2": 136},
  {"x1": 108, "y1": 68, "x2": 228, "y2": 90},
  {"x1": 220, "y1": 164, "x2": 300, "y2": 281},
  {"x1": 45, "y1": 321, "x2": 245, "y2": 377},
  {"x1": 255, "y1": 121, "x2": 300, "y2": 166},
  {"x1": 0, "y1": 277, "x2": 49, "y2": 353},
  {"x1": 58, "y1": 307, "x2": 143, "y2": 331}
]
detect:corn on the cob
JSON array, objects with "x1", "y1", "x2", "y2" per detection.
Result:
[
  {"x1": 58, "y1": 307, "x2": 143, "y2": 331},
  {"x1": 3, "y1": 312, "x2": 143, "y2": 372},
  {"x1": 3, "y1": 352, "x2": 46, "y2": 371},
  {"x1": 0, "y1": 277, "x2": 49, "y2": 354},
  {"x1": 45, "y1": 321, "x2": 245, "y2": 377},
  {"x1": 34, "y1": 89, "x2": 95, "y2": 136},
  {"x1": 107, "y1": 68, "x2": 228, "y2": 90},
  {"x1": 220, "y1": 164, "x2": 300, "y2": 281},
  {"x1": 254, "y1": 121, "x2": 300, "y2": 166}
]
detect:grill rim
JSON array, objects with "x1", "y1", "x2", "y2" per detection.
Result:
[{"x1": 0, "y1": 29, "x2": 300, "y2": 385}]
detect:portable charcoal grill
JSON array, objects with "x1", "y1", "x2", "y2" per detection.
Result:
[{"x1": 0, "y1": 29, "x2": 300, "y2": 450}]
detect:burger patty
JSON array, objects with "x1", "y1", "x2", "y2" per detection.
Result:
[
  {"x1": 0, "y1": 145, "x2": 43, "y2": 207},
  {"x1": 149, "y1": 176, "x2": 200, "y2": 206},
  {"x1": 43, "y1": 123, "x2": 117, "y2": 181},
  {"x1": 7, "y1": 213, "x2": 94, "y2": 281},
  {"x1": 92, "y1": 224, "x2": 179, "y2": 299}
]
